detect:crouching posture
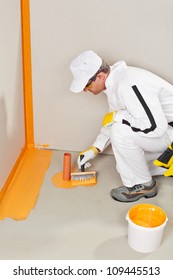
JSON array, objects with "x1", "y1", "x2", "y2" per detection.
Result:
[{"x1": 69, "y1": 50, "x2": 173, "y2": 202}]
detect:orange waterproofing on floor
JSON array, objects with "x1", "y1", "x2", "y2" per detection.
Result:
[
  {"x1": 0, "y1": 0, "x2": 52, "y2": 220},
  {"x1": 52, "y1": 169, "x2": 97, "y2": 189},
  {"x1": 52, "y1": 154, "x2": 96, "y2": 189},
  {"x1": 0, "y1": 149, "x2": 52, "y2": 220}
]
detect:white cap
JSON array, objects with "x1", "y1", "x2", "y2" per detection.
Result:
[{"x1": 69, "y1": 50, "x2": 102, "y2": 93}]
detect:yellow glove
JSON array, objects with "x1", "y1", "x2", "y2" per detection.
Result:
[
  {"x1": 102, "y1": 111, "x2": 116, "y2": 128},
  {"x1": 164, "y1": 165, "x2": 173, "y2": 177},
  {"x1": 154, "y1": 143, "x2": 173, "y2": 169},
  {"x1": 154, "y1": 142, "x2": 173, "y2": 177}
]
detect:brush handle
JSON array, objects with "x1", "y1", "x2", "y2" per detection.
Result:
[{"x1": 80, "y1": 154, "x2": 85, "y2": 172}]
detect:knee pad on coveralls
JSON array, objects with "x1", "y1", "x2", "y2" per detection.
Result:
[{"x1": 154, "y1": 142, "x2": 173, "y2": 176}]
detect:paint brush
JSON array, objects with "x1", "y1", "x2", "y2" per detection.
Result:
[{"x1": 71, "y1": 155, "x2": 97, "y2": 186}]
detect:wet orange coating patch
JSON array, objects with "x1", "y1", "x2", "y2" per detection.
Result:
[
  {"x1": 52, "y1": 171, "x2": 75, "y2": 189},
  {"x1": 52, "y1": 166, "x2": 96, "y2": 189},
  {"x1": 0, "y1": 148, "x2": 52, "y2": 220}
]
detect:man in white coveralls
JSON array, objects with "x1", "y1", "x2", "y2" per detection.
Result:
[{"x1": 69, "y1": 50, "x2": 173, "y2": 202}]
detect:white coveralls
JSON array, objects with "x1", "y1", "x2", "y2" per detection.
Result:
[{"x1": 92, "y1": 61, "x2": 173, "y2": 187}]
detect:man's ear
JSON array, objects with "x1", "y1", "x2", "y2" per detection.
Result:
[{"x1": 97, "y1": 72, "x2": 107, "y2": 81}]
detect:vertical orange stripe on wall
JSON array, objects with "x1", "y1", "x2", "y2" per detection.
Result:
[{"x1": 21, "y1": 0, "x2": 34, "y2": 148}]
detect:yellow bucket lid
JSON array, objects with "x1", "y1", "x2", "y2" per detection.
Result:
[{"x1": 128, "y1": 203, "x2": 167, "y2": 228}]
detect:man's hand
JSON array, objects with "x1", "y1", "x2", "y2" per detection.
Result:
[
  {"x1": 77, "y1": 146, "x2": 99, "y2": 169},
  {"x1": 102, "y1": 111, "x2": 116, "y2": 128}
]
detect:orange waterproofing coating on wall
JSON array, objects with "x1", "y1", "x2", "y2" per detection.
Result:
[
  {"x1": 0, "y1": 0, "x2": 53, "y2": 220},
  {"x1": 21, "y1": 0, "x2": 34, "y2": 147}
]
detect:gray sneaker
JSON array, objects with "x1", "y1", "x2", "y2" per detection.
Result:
[{"x1": 110, "y1": 179, "x2": 157, "y2": 202}]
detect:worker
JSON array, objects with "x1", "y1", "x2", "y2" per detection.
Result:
[{"x1": 69, "y1": 50, "x2": 173, "y2": 202}]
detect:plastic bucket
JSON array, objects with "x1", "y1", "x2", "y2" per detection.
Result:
[{"x1": 126, "y1": 203, "x2": 168, "y2": 253}]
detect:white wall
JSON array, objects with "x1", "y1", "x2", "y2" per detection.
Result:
[
  {"x1": 30, "y1": 0, "x2": 173, "y2": 152},
  {"x1": 0, "y1": 0, "x2": 25, "y2": 190}
]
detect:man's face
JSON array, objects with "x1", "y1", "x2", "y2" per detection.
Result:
[{"x1": 83, "y1": 72, "x2": 107, "y2": 95}]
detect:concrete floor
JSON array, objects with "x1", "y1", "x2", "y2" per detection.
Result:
[{"x1": 0, "y1": 150, "x2": 173, "y2": 260}]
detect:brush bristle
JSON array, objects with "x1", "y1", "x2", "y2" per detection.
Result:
[{"x1": 71, "y1": 171, "x2": 96, "y2": 186}]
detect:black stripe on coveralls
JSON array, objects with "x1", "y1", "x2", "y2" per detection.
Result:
[{"x1": 122, "y1": 85, "x2": 157, "y2": 133}]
